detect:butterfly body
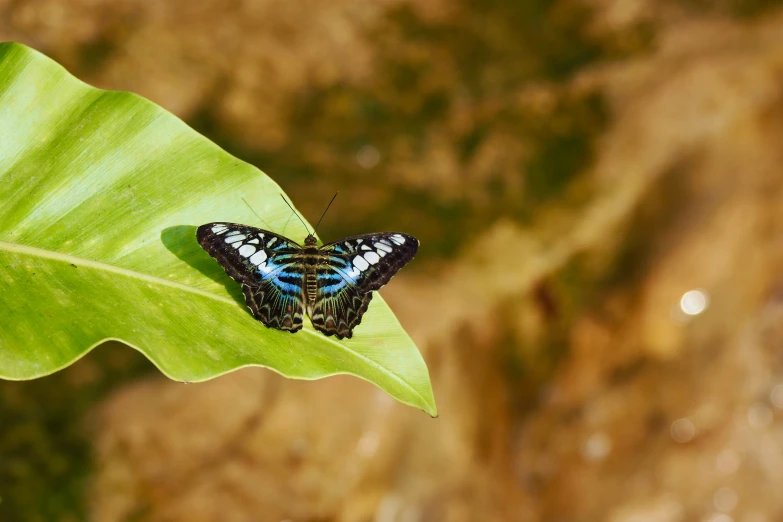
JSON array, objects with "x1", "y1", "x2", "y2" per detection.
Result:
[{"x1": 197, "y1": 223, "x2": 418, "y2": 339}]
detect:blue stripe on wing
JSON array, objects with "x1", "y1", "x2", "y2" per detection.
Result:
[
  {"x1": 324, "y1": 257, "x2": 361, "y2": 284},
  {"x1": 316, "y1": 269, "x2": 348, "y2": 294},
  {"x1": 197, "y1": 223, "x2": 307, "y2": 333},
  {"x1": 317, "y1": 272, "x2": 343, "y2": 282},
  {"x1": 270, "y1": 269, "x2": 304, "y2": 295},
  {"x1": 333, "y1": 265, "x2": 361, "y2": 284},
  {"x1": 271, "y1": 276, "x2": 302, "y2": 295},
  {"x1": 252, "y1": 253, "x2": 293, "y2": 276},
  {"x1": 319, "y1": 280, "x2": 348, "y2": 294}
]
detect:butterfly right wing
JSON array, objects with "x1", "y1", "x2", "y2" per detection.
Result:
[
  {"x1": 309, "y1": 259, "x2": 373, "y2": 339},
  {"x1": 197, "y1": 223, "x2": 306, "y2": 332},
  {"x1": 320, "y1": 232, "x2": 419, "y2": 294},
  {"x1": 309, "y1": 232, "x2": 418, "y2": 339}
]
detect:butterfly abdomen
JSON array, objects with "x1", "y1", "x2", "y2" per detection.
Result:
[
  {"x1": 305, "y1": 271, "x2": 318, "y2": 302},
  {"x1": 304, "y1": 248, "x2": 319, "y2": 305}
]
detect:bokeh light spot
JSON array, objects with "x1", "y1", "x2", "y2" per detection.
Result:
[
  {"x1": 356, "y1": 145, "x2": 380, "y2": 169},
  {"x1": 582, "y1": 432, "x2": 612, "y2": 462},
  {"x1": 671, "y1": 418, "x2": 696, "y2": 443},
  {"x1": 715, "y1": 448, "x2": 741, "y2": 475},
  {"x1": 770, "y1": 384, "x2": 783, "y2": 410},
  {"x1": 747, "y1": 403, "x2": 773, "y2": 429},
  {"x1": 680, "y1": 289, "x2": 709, "y2": 316},
  {"x1": 357, "y1": 431, "x2": 380, "y2": 458},
  {"x1": 713, "y1": 487, "x2": 738, "y2": 512},
  {"x1": 706, "y1": 514, "x2": 733, "y2": 522}
]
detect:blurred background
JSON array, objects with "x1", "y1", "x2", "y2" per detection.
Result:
[{"x1": 2, "y1": 0, "x2": 783, "y2": 520}]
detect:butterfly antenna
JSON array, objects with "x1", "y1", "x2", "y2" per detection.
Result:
[
  {"x1": 314, "y1": 192, "x2": 339, "y2": 233},
  {"x1": 280, "y1": 194, "x2": 311, "y2": 234},
  {"x1": 241, "y1": 197, "x2": 272, "y2": 229}
]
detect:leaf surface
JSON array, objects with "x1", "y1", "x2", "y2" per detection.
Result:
[{"x1": 0, "y1": 42, "x2": 436, "y2": 416}]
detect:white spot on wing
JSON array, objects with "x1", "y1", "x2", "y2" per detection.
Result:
[
  {"x1": 376, "y1": 249, "x2": 386, "y2": 257},
  {"x1": 361, "y1": 244, "x2": 372, "y2": 251},
  {"x1": 225, "y1": 230, "x2": 241, "y2": 236},
  {"x1": 353, "y1": 255, "x2": 369, "y2": 271},
  {"x1": 364, "y1": 251, "x2": 380, "y2": 264},
  {"x1": 249, "y1": 250, "x2": 268, "y2": 265},
  {"x1": 238, "y1": 244, "x2": 256, "y2": 257},
  {"x1": 248, "y1": 238, "x2": 260, "y2": 244},
  {"x1": 357, "y1": 239, "x2": 364, "y2": 244},
  {"x1": 266, "y1": 237, "x2": 277, "y2": 247},
  {"x1": 375, "y1": 242, "x2": 392, "y2": 253},
  {"x1": 225, "y1": 234, "x2": 246, "y2": 244},
  {"x1": 392, "y1": 234, "x2": 405, "y2": 245},
  {"x1": 211, "y1": 225, "x2": 228, "y2": 234}
]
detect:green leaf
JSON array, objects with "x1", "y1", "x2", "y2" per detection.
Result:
[{"x1": 0, "y1": 42, "x2": 436, "y2": 416}]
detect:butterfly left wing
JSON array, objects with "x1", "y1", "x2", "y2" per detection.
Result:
[
  {"x1": 196, "y1": 223, "x2": 302, "y2": 285},
  {"x1": 197, "y1": 223, "x2": 306, "y2": 333},
  {"x1": 241, "y1": 278, "x2": 305, "y2": 333},
  {"x1": 309, "y1": 232, "x2": 418, "y2": 339}
]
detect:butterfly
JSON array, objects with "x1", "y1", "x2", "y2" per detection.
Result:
[{"x1": 196, "y1": 213, "x2": 418, "y2": 340}]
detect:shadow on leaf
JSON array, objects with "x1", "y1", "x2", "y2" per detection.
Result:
[{"x1": 160, "y1": 225, "x2": 246, "y2": 307}]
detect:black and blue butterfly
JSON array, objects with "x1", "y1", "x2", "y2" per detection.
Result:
[{"x1": 196, "y1": 213, "x2": 418, "y2": 339}]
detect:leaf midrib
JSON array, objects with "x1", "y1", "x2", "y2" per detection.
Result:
[{"x1": 0, "y1": 240, "x2": 429, "y2": 409}]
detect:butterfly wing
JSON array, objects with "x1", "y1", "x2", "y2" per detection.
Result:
[
  {"x1": 241, "y1": 278, "x2": 305, "y2": 332},
  {"x1": 309, "y1": 260, "x2": 373, "y2": 339},
  {"x1": 197, "y1": 223, "x2": 306, "y2": 332},
  {"x1": 309, "y1": 233, "x2": 418, "y2": 339},
  {"x1": 320, "y1": 233, "x2": 419, "y2": 293}
]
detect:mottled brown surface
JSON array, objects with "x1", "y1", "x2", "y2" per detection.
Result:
[{"x1": 4, "y1": 0, "x2": 783, "y2": 521}]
